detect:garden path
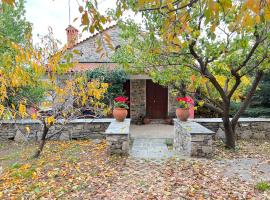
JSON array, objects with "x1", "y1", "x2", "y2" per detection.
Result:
[
  {"x1": 130, "y1": 124, "x2": 174, "y2": 139},
  {"x1": 130, "y1": 138, "x2": 176, "y2": 160}
]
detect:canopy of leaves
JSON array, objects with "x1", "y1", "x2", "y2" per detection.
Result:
[{"x1": 107, "y1": 1, "x2": 270, "y2": 118}]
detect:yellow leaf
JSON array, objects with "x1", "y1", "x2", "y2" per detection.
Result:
[
  {"x1": 200, "y1": 77, "x2": 208, "y2": 84},
  {"x1": 47, "y1": 116, "x2": 55, "y2": 125},
  {"x1": 31, "y1": 113, "x2": 37, "y2": 120},
  {"x1": 19, "y1": 103, "x2": 27, "y2": 118},
  {"x1": 255, "y1": 15, "x2": 260, "y2": 23},
  {"x1": 246, "y1": 0, "x2": 260, "y2": 14},
  {"x1": 25, "y1": 126, "x2": 31, "y2": 133},
  {"x1": 241, "y1": 76, "x2": 251, "y2": 85},
  {"x1": 0, "y1": 105, "x2": 4, "y2": 117},
  {"x1": 198, "y1": 101, "x2": 204, "y2": 107},
  {"x1": 81, "y1": 12, "x2": 89, "y2": 26},
  {"x1": 265, "y1": 7, "x2": 270, "y2": 21}
]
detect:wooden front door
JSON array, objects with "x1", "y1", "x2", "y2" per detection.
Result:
[{"x1": 146, "y1": 80, "x2": 168, "y2": 119}]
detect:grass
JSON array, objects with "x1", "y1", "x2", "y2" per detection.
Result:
[{"x1": 256, "y1": 181, "x2": 270, "y2": 192}]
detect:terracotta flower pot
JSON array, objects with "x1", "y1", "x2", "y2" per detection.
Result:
[
  {"x1": 143, "y1": 117, "x2": 151, "y2": 124},
  {"x1": 164, "y1": 117, "x2": 172, "y2": 125},
  {"x1": 176, "y1": 108, "x2": 190, "y2": 121},
  {"x1": 113, "y1": 108, "x2": 128, "y2": 122}
]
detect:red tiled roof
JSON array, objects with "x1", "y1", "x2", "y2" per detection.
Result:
[{"x1": 70, "y1": 63, "x2": 117, "y2": 72}]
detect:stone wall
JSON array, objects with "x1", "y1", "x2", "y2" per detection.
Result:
[
  {"x1": 67, "y1": 26, "x2": 121, "y2": 63},
  {"x1": 130, "y1": 79, "x2": 146, "y2": 122},
  {"x1": 0, "y1": 119, "x2": 112, "y2": 142},
  {"x1": 168, "y1": 86, "x2": 177, "y2": 117},
  {"x1": 192, "y1": 118, "x2": 270, "y2": 140},
  {"x1": 174, "y1": 120, "x2": 214, "y2": 157}
]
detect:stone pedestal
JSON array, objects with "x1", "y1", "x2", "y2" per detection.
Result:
[
  {"x1": 104, "y1": 119, "x2": 130, "y2": 155},
  {"x1": 174, "y1": 119, "x2": 214, "y2": 158}
]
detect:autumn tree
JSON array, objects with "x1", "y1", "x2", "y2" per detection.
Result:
[
  {"x1": 0, "y1": 9, "x2": 109, "y2": 158},
  {"x1": 75, "y1": 0, "x2": 270, "y2": 149}
]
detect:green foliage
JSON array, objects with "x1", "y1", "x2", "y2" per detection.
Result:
[
  {"x1": 113, "y1": 101, "x2": 129, "y2": 109},
  {"x1": 231, "y1": 71, "x2": 270, "y2": 117},
  {"x1": 252, "y1": 72, "x2": 270, "y2": 107},
  {"x1": 256, "y1": 181, "x2": 270, "y2": 192},
  {"x1": 0, "y1": 0, "x2": 32, "y2": 52},
  {"x1": 15, "y1": 86, "x2": 46, "y2": 106},
  {"x1": 86, "y1": 67, "x2": 128, "y2": 105},
  {"x1": 231, "y1": 103, "x2": 270, "y2": 117}
]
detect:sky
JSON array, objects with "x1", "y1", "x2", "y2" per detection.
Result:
[{"x1": 24, "y1": 0, "x2": 115, "y2": 45}]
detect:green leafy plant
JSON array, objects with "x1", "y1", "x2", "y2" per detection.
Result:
[{"x1": 256, "y1": 181, "x2": 270, "y2": 192}]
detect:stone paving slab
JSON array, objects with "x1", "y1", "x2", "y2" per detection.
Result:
[
  {"x1": 130, "y1": 139, "x2": 176, "y2": 160},
  {"x1": 218, "y1": 158, "x2": 270, "y2": 182},
  {"x1": 105, "y1": 119, "x2": 131, "y2": 135},
  {"x1": 130, "y1": 124, "x2": 174, "y2": 139}
]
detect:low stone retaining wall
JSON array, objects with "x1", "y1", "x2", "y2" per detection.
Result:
[
  {"x1": 0, "y1": 118, "x2": 131, "y2": 156},
  {"x1": 0, "y1": 119, "x2": 113, "y2": 141},
  {"x1": 104, "y1": 119, "x2": 130, "y2": 155},
  {"x1": 191, "y1": 118, "x2": 270, "y2": 140},
  {"x1": 174, "y1": 119, "x2": 214, "y2": 158}
]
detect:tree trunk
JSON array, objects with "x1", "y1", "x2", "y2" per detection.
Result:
[
  {"x1": 222, "y1": 115, "x2": 236, "y2": 149},
  {"x1": 33, "y1": 122, "x2": 49, "y2": 158},
  {"x1": 221, "y1": 102, "x2": 236, "y2": 149}
]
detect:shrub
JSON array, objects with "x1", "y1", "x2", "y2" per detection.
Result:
[{"x1": 86, "y1": 67, "x2": 128, "y2": 106}]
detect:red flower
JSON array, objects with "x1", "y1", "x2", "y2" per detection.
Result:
[
  {"x1": 114, "y1": 96, "x2": 128, "y2": 103},
  {"x1": 176, "y1": 96, "x2": 193, "y2": 104}
]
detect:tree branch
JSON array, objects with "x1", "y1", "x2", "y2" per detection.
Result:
[
  {"x1": 139, "y1": 0, "x2": 198, "y2": 13},
  {"x1": 235, "y1": 29, "x2": 267, "y2": 72},
  {"x1": 231, "y1": 70, "x2": 264, "y2": 129},
  {"x1": 227, "y1": 72, "x2": 241, "y2": 99}
]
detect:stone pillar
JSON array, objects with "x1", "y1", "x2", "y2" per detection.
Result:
[
  {"x1": 173, "y1": 119, "x2": 214, "y2": 158},
  {"x1": 130, "y1": 79, "x2": 146, "y2": 122},
  {"x1": 104, "y1": 119, "x2": 130, "y2": 155}
]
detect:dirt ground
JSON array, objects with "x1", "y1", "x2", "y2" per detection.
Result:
[{"x1": 0, "y1": 139, "x2": 269, "y2": 199}]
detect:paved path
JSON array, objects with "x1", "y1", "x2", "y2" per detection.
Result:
[
  {"x1": 130, "y1": 138, "x2": 175, "y2": 160},
  {"x1": 130, "y1": 124, "x2": 174, "y2": 139},
  {"x1": 219, "y1": 158, "x2": 270, "y2": 182}
]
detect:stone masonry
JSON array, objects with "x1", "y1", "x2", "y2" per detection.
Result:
[
  {"x1": 68, "y1": 25, "x2": 121, "y2": 63},
  {"x1": 168, "y1": 86, "x2": 178, "y2": 117},
  {"x1": 130, "y1": 79, "x2": 146, "y2": 122},
  {"x1": 104, "y1": 119, "x2": 130, "y2": 155},
  {"x1": 0, "y1": 119, "x2": 112, "y2": 142},
  {"x1": 174, "y1": 119, "x2": 214, "y2": 158},
  {"x1": 192, "y1": 118, "x2": 270, "y2": 140}
]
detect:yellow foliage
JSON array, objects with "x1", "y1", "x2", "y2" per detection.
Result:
[
  {"x1": 19, "y1": 104, "x2": 27, "y2": 118},
  {"x1": 241, "y1": 76, "x2": 251, "y2": 86},
  {"x1": 47, "y1": 116, "x2": 55, "y2": 125},
  {"x1": 215, "y1": 75, "x2": 227, "y2": 87},
  {"x1": 31, "y1": 113, "x2": 37, "y2": 120},
  {"x1": 0, "y1": 104, "x2": 4, "y2": 117}
]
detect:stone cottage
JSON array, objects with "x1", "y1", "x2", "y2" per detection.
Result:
[{"x1": 65, "y1": 24, "x2": 177, "y2": 122}]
